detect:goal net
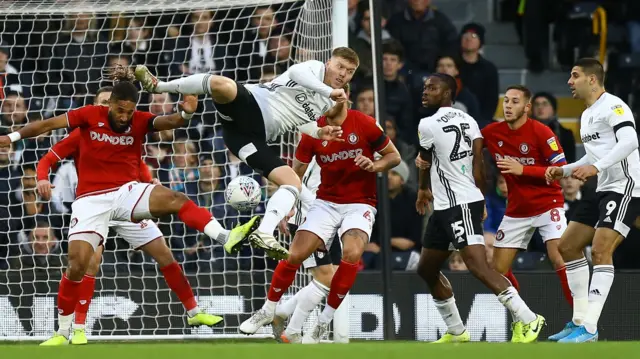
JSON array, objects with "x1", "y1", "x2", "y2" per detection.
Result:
[{"x1": 0, "y1": 0, "x2": 346, "y2": 341}]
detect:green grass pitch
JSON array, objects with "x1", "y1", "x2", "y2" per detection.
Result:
[{"x1": 1, "y1": 340, "x2": 640, "y2": 359}]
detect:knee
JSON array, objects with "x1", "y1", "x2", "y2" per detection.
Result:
[
  {"x1": 417, "y1": 262, "x2": 438, "y2": 286},
  {"x1": 342, "y1": 231, "x2": 366, "y2": 263},
  {"x1": 287, "y1": 251, "x2": 307, "y2": 266},
  {"x1": 590, "y1": 246, "x2": 612, "y2": 265},
  {"x1": 312, "y1": 266, "x2": 334, "y2": 288},
  {"x1": 66, "y1": 255, "x2": 89, "y2": 280},
  {"x1": 86, "y1": 257, "x2": 101, "y2": 277},
  {"x1": 167, "y1": 191, "x2": 189, "y2": 211},
  {"x1": 463, "y1": 254, "x2": 487, "y2": 277},
  {"x1": 210, "y1": 76, "x2": 236, "y2": 96},
  {"x1": 558, "y1": 240, "x2": 575, "y2": 259}
]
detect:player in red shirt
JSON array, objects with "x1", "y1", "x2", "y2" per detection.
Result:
[
  {"x1": 0, "y1": 68, "x2": 259, "y2": 345},
  {"x1": 239, "y1": 101, "x2": 401, "y2": 343},
  {"x1": 481, "y1": 85, "x2": 572, "y2": 341}
]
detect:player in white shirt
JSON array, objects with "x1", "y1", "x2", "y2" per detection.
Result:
[
  {"x1": 546, "y1": 58, "x2": 640, "y2": 343},
  {"x1": 135, "y1": 48, "x2": 359, "y2": 261},
  {"x1": 416, "y1": 74, "x2": 545, "y2": 344}
]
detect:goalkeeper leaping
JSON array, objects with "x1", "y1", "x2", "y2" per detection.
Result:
[{"x1": 135, "y1": 47, "x2": 359, "y2": 260}]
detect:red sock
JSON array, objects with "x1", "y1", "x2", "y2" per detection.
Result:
[
  {"x1": 161, "y1": 261, "x2": 197, "y2": 311},
  {"x1": 267, "y1": 260, "x2": 300, "y2": 302},
  {"x1": 178, "y1": 200, "x2": 212, "y2": 232},
  {"x1": 556, "y1": 265, "x2": 573, "y2": 307},
  {"x1": 326, "y1": 260, "x2": 359, "y2": 309},
  {"x1": 74, "y1": 275, "x2": 96, "y2": 324},
  {"x1": 58, "y1": 275, "x2": 83, "y2": 316},
  {"x1": 504, "y1": 269, "x2": 520, "y2": 292}
]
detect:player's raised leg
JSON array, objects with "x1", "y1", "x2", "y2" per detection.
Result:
[
  {"x1": 143, "y1": 184, "x2": 258, "y2": 254},
  {"x1": 558, "y1": 227, "x2": 621, "y2": 343},
  {"x1": 135, "y1": 234, "x2": 223, "y2": 327},
  {"x1": 548, "y1": 221, "x2": 595, "y2": 341},
  {"x1": 418, "y1": 247, "x2": 470, "y2": 344},
  {"x1": 240, "y1": 229, "x2": 325, "y2": 334},
  {"x1": 70, "y1": 245, "x2": 103, "y2": 345},
  {"x1": 40, "y1": 233, "x2": 101, "y2": 346},
  {"x1": 303, "y1": 227, "x2": 368, "y2": 344}
]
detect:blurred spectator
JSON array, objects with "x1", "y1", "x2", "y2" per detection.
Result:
[
  {"x1": 435, "y1": 54, "x2": 481, "y2": 122},
  {"x1": 384, "y1": 117, "x2": 417, "y2": 189},
  {"x1": 560, "y1": 176, "x2": 583, "y2": 223},
  {"x1": 0, "y1": 143, "x2": 20, "y2": 205},
  {"x1": 14, "y1": 219, "x2": 64, "y2": 270},
  {"x1": 484, "y1": 173, "x2": 507, "y2": 235},
  {"x1": 531, "y1": 92, "x2": 576, "y2": 163},
  {"x1": 448, "y1": 251, "x2": 467, "y2": 271},
  {"x1": 167, "y1": 139, "x2": 199, "y2": 197},
  {"x1": 110, "y1": 17, "x2": 160, "y2": 75},
  {"x1": 458, "y1": 23, "x2": 499, "y2": 128},
  {"x1": 355, "y1": 86, "x2": 375, "y2": 117},
  {"x1": 47, "y1": 13, "x2": 107, "y2": 100},
  {"x1": 1, "y1": 92, "x2": 28, "y2": 131},
  {"x1": 382, "y1": 41, "x2": 414, "y2": 145},
  {"x1": 350, "y1": 2, "x2": 391, "y2": 81},
  {"x1": 107, "y1": 55, "x2": 131, "y2": 72},
  {"x1": 364, "y1": 161, "x2": 422, "y2": 270},
  {"x1": 348, "y1": 0, "x2": 360, "y2": 34},
  {"x1": 386, "y1": 0, "x2": 457, "y2": 72},
  {"x1": 0, "y1": 47, "x2": 23, "y2": 97},
  {"x1": 265, "y1": 34, "x2": 293, "y2": 74},
  {"x1": 259, "y1": 65, "x2": 280, "y2": 84},
  {"x1": 172, "y1": 10, "x2": 224, "y2": 77}
]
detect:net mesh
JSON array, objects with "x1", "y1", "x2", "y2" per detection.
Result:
[{"x1": 0, "y1": 0, "x2": 336, "y2": 340}]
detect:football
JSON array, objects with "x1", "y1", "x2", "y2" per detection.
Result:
[{"x1": 225, "y1": 176, "x2": 262, "y2": 211}]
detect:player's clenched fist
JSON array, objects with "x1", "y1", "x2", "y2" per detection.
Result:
[
  {"x1": 330, "y1": 88, "x2": 348, "y2": 103},
  {"x1": 415, "y1": 153, "x2": 430, "y2": 170},
  {"x1": 37, "y1": 180, "x2": 55, "y2": 201},
  {"x1": 416, "y1": 188, "x2": 433, "y2": 215},
  {"x1": 354, "y1": 154, "x2": 375, "y2": 172},
  {"x1": 0, "y1": 135, "x2": 11, "y2": 147},
  {"x1": 178, "y1": 94, "x2": 198, "y2": 114},
  {"x1": 545, "y1": 166, "x2": 564, "y2": 182}
]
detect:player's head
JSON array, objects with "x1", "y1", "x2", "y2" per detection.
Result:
[
  {"x1": 325, "y1": 47, "x2": 359, "y2": 89},
  {"x1": 502, "y1": 85, "x2": 532, "y2": 124},
  {"x1": 422, "y1": 73, "x2": 457, "y2": 108},
  {"x1": 108, "y1": 66, "x2": 138, "y2": 133},
  {"x1": 94, "y1": 86, "x2": 113, "y2": 106},
  {"x1": 568, "y1": 57, "x2": 605, "y2": 99}
]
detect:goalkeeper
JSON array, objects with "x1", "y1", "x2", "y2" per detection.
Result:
[{"x1": 135, "y1": 47, "x2": 359, "y2": 260}]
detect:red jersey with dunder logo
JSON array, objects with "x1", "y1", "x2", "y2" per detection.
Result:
[
  {"x1": 295, "y1": 109, "x2": 390, "y2": 207},
  {"x1": 482, "y1": 118, "x2": 566, "y2": 218},
  {"x1": 65, "y1": 105, "x2": 156, "y2": 197}
]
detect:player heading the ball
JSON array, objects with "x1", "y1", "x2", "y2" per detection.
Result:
[
  {"x1": 135, "y1": 47, "x2": 359, "y2": 260},
  {"x1": 546, "y1": 58, "x2": 640, "y2": 343},
  {"x1": 416, "y1": 73, "x2": 545, "y2": 344},
  {"x1": 0, "y1": 67, "x2": 257, "y2": 345}
]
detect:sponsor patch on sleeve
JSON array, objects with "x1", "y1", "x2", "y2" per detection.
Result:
[
  {"x1": 612, "y1": 104, "x2": 625, "y2": 116},
  {"x1": 547, "y1": 137, "x2": 559, "y2": 151}
]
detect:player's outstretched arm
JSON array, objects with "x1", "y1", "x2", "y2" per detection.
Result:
[
  {"x1": 287, "y1": 61, "x2": 346, "y2": 102},
  {"x1": 151, "y1": 95, "x2": 198, "y2": 131},
  {"x1": 472, "y1": 138, "x2": 486, "y2": 194},
  {"x1": 0, "y1": 114, "x2": 68, "y2": 147}
]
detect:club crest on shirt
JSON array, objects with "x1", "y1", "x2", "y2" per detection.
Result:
[
  {"x1": 322, "y1": 140, "x2": 328, "y2": 147},
  {"x1": 498, "y1": 141, "x2": 503, "y2": 147},
  {"x1": 348, "y1": 133, "x2": 359, "y2": 144},
  {"x1": 519, "y1": 143, "x2": 529, "y2": 154}
]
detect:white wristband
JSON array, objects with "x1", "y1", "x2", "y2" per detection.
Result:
[
  {"x1": 8, "y1": 132, "x2": 21, "y2": 143},
  {"x1": 181, "y1": 111, "x2": 194, "y2": 120}
]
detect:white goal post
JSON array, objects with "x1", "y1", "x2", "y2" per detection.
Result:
[{"x1": 0, "y1": 0, "x2": 347, "y2": 341}]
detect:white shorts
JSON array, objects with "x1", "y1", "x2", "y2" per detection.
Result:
[
  {"x1": 494, "y1": 207, "x2": 567, "y2": 249},
  {"x1": 69, "y1": 182, "x2": 158, "y2": 249},
  {"x1": 298, "y1": 199, "x2": 376, "y2": 249}
]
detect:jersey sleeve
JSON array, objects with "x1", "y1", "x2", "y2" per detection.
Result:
[
  {"x1": 362, "y1": 113, "x2": 390, "y2": 152},
  {"x1": 50, "y1": 130, "x2": 81, "y2": 161},
  {"x1": 287, "y1": 60, "x2": 333, "y2": 98},
  {"x1": 468, "y1": 117, "x2": 483, "y2": 140},
  {"x1": 136, "y1": 111, "x2": 158, "y2": 133},
  {"x1": 607, "y1": 100, "x2": 636, "y2": 132},
  {"x1": 295, "y1": 134, "x2": 315, "y2": 164},
  {"x1": 66, "y1": 105, "x2": 96, "y2": 129},
  {"x1": 538, "y1": 124, "x2": 566, "y2": 166},
  {"x1": 418, "y1": 118, "x2": 435, "y2": 150}
]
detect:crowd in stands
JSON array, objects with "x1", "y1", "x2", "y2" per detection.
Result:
[{"x1": 1, "y1": 0, "x2": 639, "y2": 274}]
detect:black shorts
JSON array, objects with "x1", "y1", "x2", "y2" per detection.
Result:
[
  {"x1": 216, "y1": 81, "x2": 285, "y2": 177},
  {"x1": 571, "y1": 191, "x2": 640, "y2": 238},
  {"x1": 288, "y1": 224, "x2": 342, "y2": 268},
  {"x1": 423, "y1": 200, "x2": 485, "y2": 251}
]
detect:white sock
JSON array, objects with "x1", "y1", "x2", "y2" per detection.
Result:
[
  {"x1": 583, "y1": 264, "x2": 614, "y2": 334},
  {"x1": 204, "y1": 220, "x2": 230, "y2": 245},
  {"x1": 318, "y1": 305, "x2": 336, "y2": 324},
  {"x1": 187, "y1": 306, "x2": 201, "y2": 317},
  {"x1": 72, "y1": 323, "x2": 85, "y2": 330},
  {"x1": 434, "y1": 296, "x2": 466, "y2": 335},
  {"x1": 276, "y1": 293, "x2": 301, "y2": 319},
  {"x1": 333, "y1": 292, "x2": 350, "y2": 343},
  {"x1": 58, "y1": 313, "x2": 74, "y2": 338},
  {"x1": 257, "y1": 185, "x2": 299, "y2": 235},
  {"x1": 497, "y1": 286, "x2": 537, "y2": 324},
  {"x1": 565, "y1": 257, "x2": 590, "y2": 325},
  {"x1": 156, "y1": 73, "x2": 211, "y2": 94},
  {"x1": 288, "y1": 280, "x2": 329, "y2": 334},
  {"x1": 262, "y1": 299, "x2": 278, "y2": 314}
]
